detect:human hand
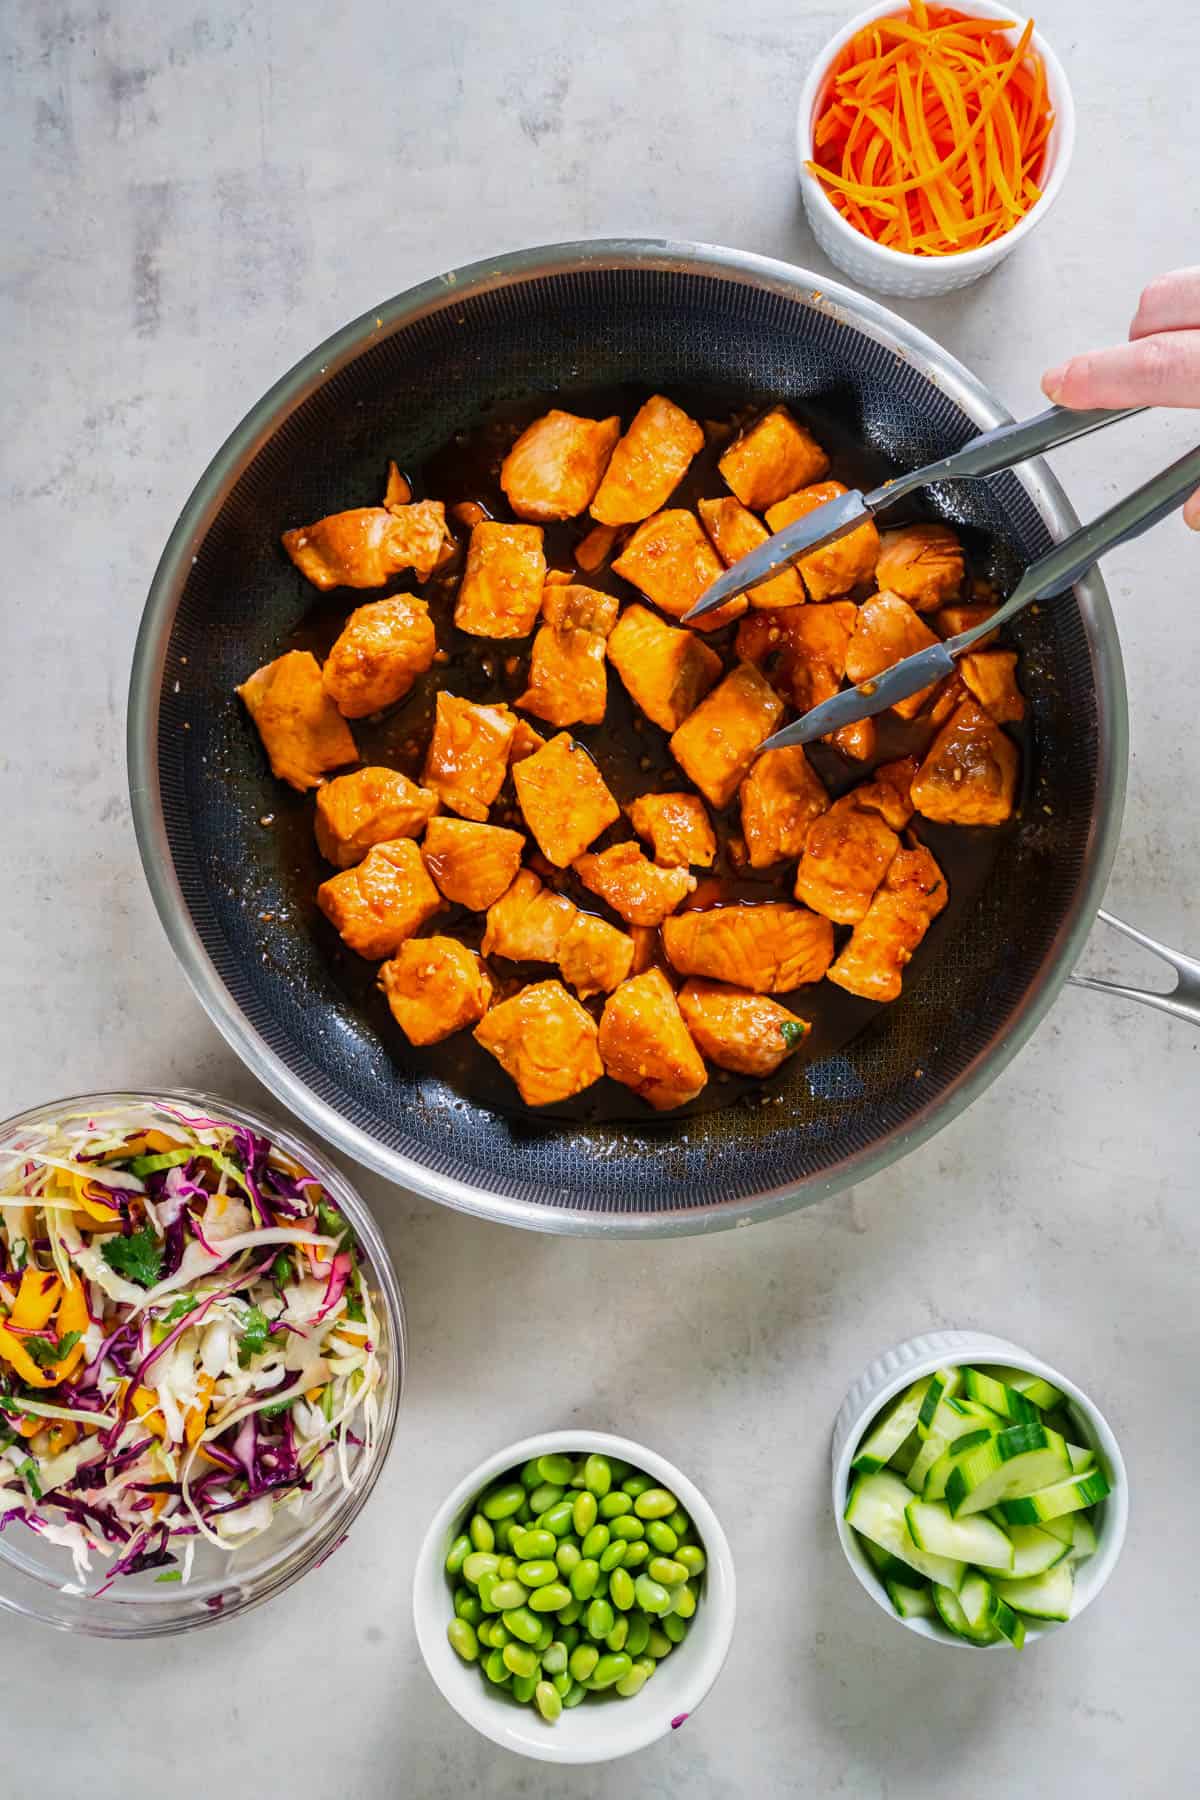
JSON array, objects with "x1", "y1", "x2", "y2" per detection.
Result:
[{"x1": 1042, "y1": 268, "x2": 1200, "y2": 528}]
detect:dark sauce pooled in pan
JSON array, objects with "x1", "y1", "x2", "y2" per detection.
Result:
[{"x1": 280, "y1": 385, "x2": 1028, "y2": 1125}]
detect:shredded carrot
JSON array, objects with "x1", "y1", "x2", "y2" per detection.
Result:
[{"x1": 808, "y1": 5, "x2": 1053, "y2": 256}]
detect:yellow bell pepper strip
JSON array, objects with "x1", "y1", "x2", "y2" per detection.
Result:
[
  {"x1": 11, "y1": 1268, "x2": 63, "y2": 1330},
  {"x1": 70, "y1": 1172, "x2": 123, "y2": 1224},
  {"x1": 0, "y1": 1323, "x2": 59, "y2": 1386},
  {"x1": 46, "y1": 1421, "x2": 78, "y2": 1456},
  {"x1": 129, "y1": 1384, "x2": 166, "y2": 1440},
  {"x1": 48, "y1": 1276, "x2": 90, "y2": 1381},
  {"x1": 185, "y1": 1374, "x2": 215, "y2": 1449}
]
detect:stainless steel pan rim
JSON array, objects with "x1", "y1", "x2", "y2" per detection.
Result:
[{"x1": 127, "y1": 237, "x2": 1127, "y2": 1237}]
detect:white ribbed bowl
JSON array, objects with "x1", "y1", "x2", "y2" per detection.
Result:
[
  {"x1": 832, "y1": 1331, "x2": 1128, "y2": 1648},
  {"x1": 797, "y1": 1, "x2": 1077, "y2": 298}
]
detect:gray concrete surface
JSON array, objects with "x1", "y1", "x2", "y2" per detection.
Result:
[{"x1": 2, "y1": 0, "x2": 1199, "y2": 1793}]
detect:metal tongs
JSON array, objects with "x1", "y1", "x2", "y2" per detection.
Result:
[{"x1": 683, "y1": 404, "x2": 1200, "y2": 750}]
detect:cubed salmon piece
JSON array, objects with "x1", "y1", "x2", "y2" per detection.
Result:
[
  {"x1": 698, "y1": 496, "x2": 806, "y2": 612},
  {"x1": 574, "y1": 522, "x2": 620, "y2": 574},
  {"x1": 662, "y1": 902, "x2": 834, "y2": 992},
  {"x1": 628, "y1": 925, "x2": 661, "y2": 974},
  {"x1": 541, "y1": 583, "x2": 620, "y2": 637},
  {"x1": 237, "y1": 650, "x2": 358, "y2": 792},
  {"x1": 933, "y1": 603, "x2": 1000, "y2": 649},
  {"x1": 611, "y1": 510, "x2": 739, "y2": 628},
  {"x1": 474, "y1": 979, "x2": 603, "y2": 1107},
  {"x1": 628, "y1": 793, "x2": 716, "y2": 868},
  {"x1": 590, "y1": 395, "x2": 704, "y2": 526},
  {"x1": 764, "y1": 481, "x2": 880, "y2": 600},
  {"x1": 512, "y1": 732, "x2": 620, "y2": 867},
  {"x1": 832, "y1": 718, "x2": 877, "y2": 762},
  {"x1": 738, "y1": 747, "x2": 829, "y2": 868},
  {"x1": 911, "y1": 699, "x2": 1019, "y2": 826},
  {"x1": 282, "y1": 503, "x2": 448, "y2": 589},
  {"x1": 383, "y1": 461, "x2": 411, "y2": 509},
  {"x1": 317, "y1": 838, "x2": 443, "y2": 959},
  {"x1": 482, "y1": 868, "x2": 577, "y2": 963},
  {"x1": 508, "y1": 717, "x2": 548, "y2": 763},
  {"x1": 827, "y1": 845, "x2": 949, "y2": 1002},
  {"x1": 735, "y1": 602, "x2": 858, "y2": 710},
  {"x1": 516, "y1": 625, "x2": 607, "y2": 727},
  {"x1": 557, "y1": 913, "x2": 636, "y2": 999},
  {"x1": 454, "y1": 522, "x2": 546, "y2": 638},
  {"x1": 608, "y1": 604, "x2": 723, "y2": 734},
  {"x1": 379, "y1": 936, "x2": 492, "y2": 1045},
  {"x1": 844, "y1": 594, "x2": 942, "y2": 719},
  {"x1": 960, "y1": 649, "x2": 1025, "y2": 724},
  {"x1": 314, "y1": 767, "x2": 438, "y2": 868},
  {"x1": 500, "y1": 410, "x2": 621, "y2": 521},
  {"x1": 926, "y1": 672, "x2": 969, "y2": 728},
  {"x1": 875, "y1": 524, "x2": 964, "y2": 611},
  {"x1": 322, "y1": 595, "x2": 437, "y2": 718},
  {"x1": 718, "y1": 407, "x2": 830, "y2": 510},
  {"x1": 669, "y1": 663, "x2": 785, "y2": 809},
  {"x1": 677, "y1": 978, "x2": 809, "y2": 1076},
  {"x1": 597, "y1": 968, "x2": 707, "y2": 1110},
  {"x1": 422, "y1": 691, "x2": 517, "y2": 821},
  {"x1": 851, "y1": 756, "x2": 918, "y2": 830},
  {"x1": 421, "y1": 817, "x2": 525, "y2": 911},
  {"x1": 573, "y1": 841, "x2": 697, "y2": 927},
  {"x1": 793, "y1": 796, "x2": 900, "y2": 924}
]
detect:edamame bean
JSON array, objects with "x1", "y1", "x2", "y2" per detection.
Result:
[
  {"x1": 634, "y1": 1574, "x2": 671, "y2": 1615},
  {"x1": 605, "y1": 1617, "x2": 629, "y2": 1653},
  {"x1": 622, "y1": 1541, "x2": 650, "y2": 1571},
  {"x1": 528, "y1": 1482, "x2": 566, "y2": 1513},
  {"x1": 562, "y1": 1681, "x2": 587, "y2": 1709},
  {"x1": 454, "y1": 1589, "x2": 482, "y2": 1624},
  {"x1": 497, "y1": 1556, "x2": 519, "y2": 1581},
  {"x1": 569, "y1": 1643, "x2": 599, "y2": 1682},
  {"x1": 512, "y1": 1528, "x2": 556, "y2": 1560},
  {"x1": 560, "y1": 1624, "x2": 581, "y2": 1650},
  {"x1": 556, "y1": 1598, "x2": 583, "y2": 1625},
  {"x1": 599, "y1": 1540, "x2": 627, "y2": 1573},
  {"x1": 489, "y1": 1580, "x2": 529, "y2": 1611},
  {"x1": 492, "y1": 1517, "x2": 516, "y2": 1552},
  {"x1": 646, "y1": 1520, "x2": 678, "y2": 1554},
  {"x1": 609, "y1": 1567, "x2": 635, "y2": 1612},
  {"x1": 462, "y1": 1551, "x2": 499, "y2": 1584},
  {"x1": 539, "y1": 1500, "x2": 576, "y2": 1539},
  {"x1": 583, "y1": 1454, "x2": 612, "y2": 1497},
  {"x1": 447, "y1": 1619, "x2": 479, "y2": 1662},
  {"x1": 647, "y1": 1628, "x2": 673, "y2": 1657},
  {"x1": 552, "y1": 1668, "x2": 572, "y2": 1698},
  {"x1": 633, "y1": 1487, "x2": 676, "y2": 1521},
  {"x1": 625, "y1": 1613, "x2": 651, "y2": 1657},
  {"x1": 515, "y1": 1497, "x2": 533, "y2": 1524},
  {"x1": 676, "y1": 1543, "x2": 706, "y2": 1577},
  {"x1": 667, "y1": 1509, "x2": 690, "y2": 1537},
  {"x1": 517, "y1": 1559, "x2": 558, "y2": 1589},
  {"x1": 649, "y1": 1557, "x2": 688, "y2": 1587},
  {"x1": 598, "y1": 1491, "x2": 633, "y2": 1519},
  {"x1": 512, "y1": 1673, "x2": 538, "y2": 1704},
  {"x1": 502, "y1": 1641, "x2": 539, "y2": 1679},
  {"x1": 581, "y1": 1524, "x2": 610, "y2": 1559},
  {"x1": 621, "y1": 1472, "x2": 653, "y2": 1498},
  {"x1": 535, "y1": 1680, "x2": 563, "y2": 1723},
  {"x1": 537, "y1": 1453, "x2": 574, "y2": 1487},
  {"x1": 555, "y1": 1540, "x2": 581, "y2": 1576},
  {"x1": 483, "y1": 1648, "x2": 510, "y2": 1684},
  {"x1": 476, "y1": 1572, "x2": 501, "y2": 1613},
  {"x1": 480, "y1": 1482, "x2": 525, "y2": 1521},
  {"x1": 542, "y1": 1640, "x2": 568, "y2": 1676},
  {"x1": 671, "y1": 1582, "x2": 697, "y2": 1620},
  {"x1": 663, "y1": 1612, "x2": 689, "y2": 1643},
  {"x1": 529, "y1": 1582, "x2": 572, "y2": 1613},
  {"x1": 611, "y1": 1514, "x2": 644, "y2": 1542},
  {"x1": 503, "y1": 1606, "x2": 542, "y2": 1645},
  {"x1": 468, "y1": 1512, "x2": 494, "y2": 1552},
  {"x1": 585, "y1": 1596, "x2": 615, "y2": 1640},
  {"x1": 520, "y1": 1458, "x2": 542, "y2": 1490},
  {"x1": 615, "y1": 1663, "x2": 651, "y2": 1698},
  {"x1": 534, "y1": 1619, "x2": 554, "y2": 1653},
  {"x1": 445, "y1": 1533, "x2": 471, "y2": 1575},
  {"x1": 572, "y1": 1490, "x2": 597, "y2": 1535},
  {"x1": 590, "y1": 1652, "x2": 632, "y2": 1689}
]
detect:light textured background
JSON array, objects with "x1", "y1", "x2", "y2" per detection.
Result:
[{"x1": 3, "y1": 0, "x2": 1199, "y2": 1793}]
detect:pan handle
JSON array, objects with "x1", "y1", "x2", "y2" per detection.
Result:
[{"x1": 1068, "y1": 908, "x2": 1200, "y2": 1027}]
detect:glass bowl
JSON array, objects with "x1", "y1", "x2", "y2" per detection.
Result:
[{"x1": 0, "y1": 1088, "x2": 404, "y2": 1637}]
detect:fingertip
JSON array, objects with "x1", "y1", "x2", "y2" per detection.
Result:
[
  {"x1": 1041, "y1": 363, "x2": 1067, "y2": 402},
  {"x1": 1184, "y1": 490, "x2": 1200, "y2": 532}
]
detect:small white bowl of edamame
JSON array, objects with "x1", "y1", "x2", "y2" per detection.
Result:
[
  {"x1": 413, "y1": 1430, "x2": 736, "y2": 1764},
  {"x1": 832, "y1": 1330, "x2": 1128, "y2": 1650}
]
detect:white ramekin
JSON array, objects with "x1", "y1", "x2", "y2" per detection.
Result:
[
  {"x1": 413, "y1": 1431, "x2": 736, "y2": 1764},
  {"x1": 797, "y1": 1, "x2": 1077, "y2": 298},
  {"x1": 832, "y1": 1330, "x2": 1128, "y2": 1648}
]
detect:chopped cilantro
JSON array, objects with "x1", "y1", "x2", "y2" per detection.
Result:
[
  {"x1": 161, "y1": 1295, "x2": 198, "y2": 1326},
  {"x1": 780, "y1": 1020, "x2": 809, "y2": 1049},
  {"x1": 316, "y1": 1200, "x2": 349, "y2": 1246},
  {"x1": 345, "y1": 1292, "x2": 366, "y2": 1324},
  {"x1": 100, "y1": 1225, "x2": 163, "y2": 1289},
  {"x1": 18, "y1": 1458, "x2": 43, "y2": 1502},
  {"x1": 154, "y1": 1569, "x2": 182, "y2": 1583},
  {"x1": 260, "y1": 1396, "x2": 296, "y2": 1420},
  {"x1": 24, "y1": 1331, "x2": 82, "y2": 1369},
  {"x1": 271, "y1": 1251, "x2": 293, "y2": 1290},
  {"x1": 237, "y1": 1304, "x2": 271, "y2": 1369}
]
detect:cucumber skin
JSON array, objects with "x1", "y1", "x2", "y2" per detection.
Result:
[
  {"x1": 944, "y1": 1422, "x2": 1070, "y2": 1517},
  {"x1": 998, "y1": 1468, "x2": 1110, "y2": 1526},
  {"x1": 993, "y1": 1562, "x2": 1074, "y2": 1623},
  {"x1": 851, "y1": 1377, "x2": 931, "y2": 1473},
  {"x1": 962, "y1": 1368, "x2": 1040, "y2": 1424},
  {"x1": 917, "y1": 1368, "x2": 961, "y2": 1438}
]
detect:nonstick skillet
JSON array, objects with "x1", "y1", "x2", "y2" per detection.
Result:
[{"x1": 127, "y1": 240, "x2": 1191, "y2": 1236}]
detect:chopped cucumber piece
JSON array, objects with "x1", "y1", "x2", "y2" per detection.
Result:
[
  {"x1": 885, "y1": 1576, "x2": 934, "y2": 1620},
  {"x1": 845, "y1": 1472, "x2": 966, "y2": 1591},
  {"x1": 905, "y1": 1499, "x2": 1014, "y2": 1572},
  {"x1": 917, "y1": 1367, "x2": 961, "y2": 1437},
  {"x1": 1038, "y1": 1515, "x2": 1075, "y2": 1546},
  {"x1": 890, "y1": 1431, "x2": 921, "y2": 1476},
  {"x1": 961, "y1": 1367, "x2": 1041, "y2": 1423},
  {"x1": 1068, "y1": 1512, "x2": 1098, "y2": 1561},
  {"x1": 932, "y1": 1582, "x2": 997, "y2": 1644},
  {"x1": 994, "y1": 1562, "x2": 1074, "y2": 1622},
  {"x1": 852, "y1": 1377, "x2": 932, "y2": 1473},
  {"x1": 857, "y1": 1530, "x2": 919, "y2": 1585},
  {"x1": 945, "y1": 1423, "x2": 1072, "y2": 1517},
  {"x1": 1067, "y1": 1442, "x2": 1096, "y2": 1474},
  {"x1": 907, "y1": 1397, "x2": 1003, "y2": 1493},
  {"x1": 921, "y1": 1430, "x2": 993, "y2": 1501},
  {"x1": 987, "y1": 1367, "x2": 1067, "y2": 1413},
  {"x1": 1004, "y1": 1522, "x2": 1072, "y2": 1577},
  {"x1": 959, "y1": 1572, "x2": 1027, "y2": 1648},
  {"x1": 998, "y1": 1467, "x2": 1110, "y2": 1526}
]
